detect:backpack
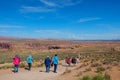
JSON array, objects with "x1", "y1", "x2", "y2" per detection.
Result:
[{"x1": 72, "y1": 58, "x2": 76, "y2": 63}]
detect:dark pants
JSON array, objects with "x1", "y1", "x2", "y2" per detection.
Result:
[
  {"x1": 45, "y1": 64, "x2": 50, "y2": 72},
  {"x1": 14, "y1": 65, "x2": 18, "y2": 72},
  {"x1": 28, "y1": 63, "x2": 32, "y2": 70},
  {"x1": 53, "y1": 64, "x2": 58, "y2": 73}
]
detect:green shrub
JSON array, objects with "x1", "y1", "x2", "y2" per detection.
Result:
[
  {"x1": 79, "y1": 73, "x2": 111, "y2": 80},
  {"x1": 0, "y1": 65, "x2": 13, "y2": 69},
  {"x1": 92, "y1": 74, "x2": 104, "y2": 80},
  {"x1": 96, "y1": 66, "x2": 105, "y2": 73},
  {"x1": 81, "y1": 76, "x2": 91, "y2": 80},
  {"x1": 104, "y1": 72, "x2": 111, "y2": 80},
  {"x1": 102, "y1": 60, "x2": 111, "y2": 65},
  {"x1": 91, "y1": 63, "x2": 101, "y2": 67},
  {"x1": 0, "y1": 61, "x2": 5, "y2": 64}
]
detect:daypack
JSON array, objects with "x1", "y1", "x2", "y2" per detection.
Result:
[{"x1": 72, "y1": 58, "x2": 76, "y2": 63}]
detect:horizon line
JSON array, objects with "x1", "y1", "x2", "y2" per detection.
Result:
[{"x1": 0, "y1": 36, "x2": 120, "y2": 41}]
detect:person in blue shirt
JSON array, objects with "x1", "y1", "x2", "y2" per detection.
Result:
[
  {"x1": 52, "y1": 54, "x2": 59, "y2": 73},
  {"x1": 44, "y1": 56, "x2": 51, "y2": 72},
  {"x1": 26, "y1": 55, "x2": 33, "y2": 71}
]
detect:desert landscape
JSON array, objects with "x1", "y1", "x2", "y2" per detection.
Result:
[
  {"x1": 0, "y1": 0, "x2": 120, "y2": 80},
  {"x1": 0, "y1": 37, "x2": 120, "y2": 80}
]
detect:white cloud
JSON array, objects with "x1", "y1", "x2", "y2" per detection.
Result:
[
  {"x1": 40, "y1": 0, "x2": 57, "y2": 7},
  {"x1": 35, "y1": 30, "x2": 61, "y2": 34},
  {"x1": 20, "y1": 6, "x2": 56, "y2": 13},
  {"x1": 59, "y1": 0, "x2": 82, "y2": 7},
  {"x1": 69, "y1": 34, "x2": 120, "y2": 40},
  {"x1": 20, "y1": 0, "x2": 82, "y2": 13},
  {"x1": 39, "y1": 0, "x2": 82, "y2": 7},
  {"x1": 78, "y1": 17, "x2": 101, "y2": 23}
]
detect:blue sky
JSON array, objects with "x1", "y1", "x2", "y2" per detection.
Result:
[{"x1": 0, "y1": 0, "x2": 120, "y2": 40}]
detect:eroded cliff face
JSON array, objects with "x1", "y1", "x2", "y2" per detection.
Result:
[
  {"x1": 0, "y1": 38, "x2": 120, "y2": 53},
  {"x1": 0, "y1": 39, "x2": 76, "y2": 52}
]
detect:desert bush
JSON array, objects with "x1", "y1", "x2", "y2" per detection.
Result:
[
  {"x1": 96, "y1": 66, "x2": 105, "y2": 73},
  {"x1": 104, "y1": 72, "x2": 111, "y2": 80},
  {"x1": 19, "y1": 62, "x2": 27, "y2": 68},
  {"x1": 76, "y1": 71, "x2": 83, "y2": 77},
  {"x1": 80, "y1": 75, "x2": 91, "y2": 80},
  {"x1": 79, "y1": 73, "x2": 111, "y2": 80},
  {"x1": 102, "y1": 60, "x2": 111, "y2": 65},
  {"x1": 0, "y1": 65, "x2": 13, "y2": 69},
  {"x1": 36, "y1": 63, "x2": 44, "y2": 67},
  {"x1": 0, "y1": 61, "x2": 5, "y2": 64},
  {"x1": 91, "y1": 63, "x2": 101, "y2": 67},
  {"x1": 106, "y1": 66, "x2": 112, "y2": 70},
  {"x1": 112, "y1": 61, "x2": 119, "y2": 66},
  {"x1": 92, "y1": 74, "x2": 104, "y2": 80},
  {"x1": 36, "y1": 64, "x2": 43, "y2": 67},
  {"x1": 84, "y1": 59, "x2": 89, "y2": 62},
  {"x1": 85, "y1": 68, "x2": 92, "y2": 72}
]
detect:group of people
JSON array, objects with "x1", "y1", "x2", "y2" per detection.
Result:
[
  {"x1": 13, "y1": 54, "x2": 59, "y2": 73},
  {"x1": 65, "y1": 57, "x2": 79, "y2": 66},
  {"x1": 13, "y1": 54, "x2": 80, "y2": 73},
  {"x1": 44, "y1": 54, "x2": 58, "y2": 73}
]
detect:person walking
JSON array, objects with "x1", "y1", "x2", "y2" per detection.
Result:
[
  {"x1": 71, "y1": 57, "x2": 77, "y2": 66},
  {"x1": 52, "y1": 54, "x2": 59, "y2": 73},
  {"x1": 26, "y1": 55, "x2": 33, "y2": 71},
  {"x1": 13, "y1": 54, "x2": 20, "y2": 73},
  {"x1": 44, "y1": 56, "x2": 51, "y2": 72}
]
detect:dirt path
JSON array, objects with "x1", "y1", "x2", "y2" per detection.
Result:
[{"x1": 0, "y1": 61, "x2": 82, "y2": 80}]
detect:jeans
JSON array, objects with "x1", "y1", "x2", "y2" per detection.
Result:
[
  {"x1": 14, "y1": 65, "x2": 18, "y2": 72},
  {"x1": 53, "y1": 64, "x2": 58, "y2": 73},
  {"x1": 45, "y1": 65, "x2": 50, "y2": 72}
]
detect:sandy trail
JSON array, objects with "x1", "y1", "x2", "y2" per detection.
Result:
[{"x1": 0, "y1": 61, "x2": 81, "y2": 80}]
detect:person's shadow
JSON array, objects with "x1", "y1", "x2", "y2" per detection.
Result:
[
  {"x1": 24, "y1": 67, "x2": 29, "y2": 70},
  {"x1": 12, "y1": 70, "x2": 15, "y2": 72}
]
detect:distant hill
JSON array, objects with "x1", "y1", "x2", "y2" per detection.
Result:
[
  {"x1": 0, "y1": 36, "x2": 75, "y2": 52},
  {"x1": 0, "y1": 36, "x2": 120, "y2": 53}
]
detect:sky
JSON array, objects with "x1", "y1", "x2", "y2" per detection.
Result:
[{"x1": 0, "y1": 0, "x2": 120, "y2": 40}]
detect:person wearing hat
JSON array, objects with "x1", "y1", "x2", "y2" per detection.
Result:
[{"x1": 44, "y1": 56, "x2": 51, "y2": 72}]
